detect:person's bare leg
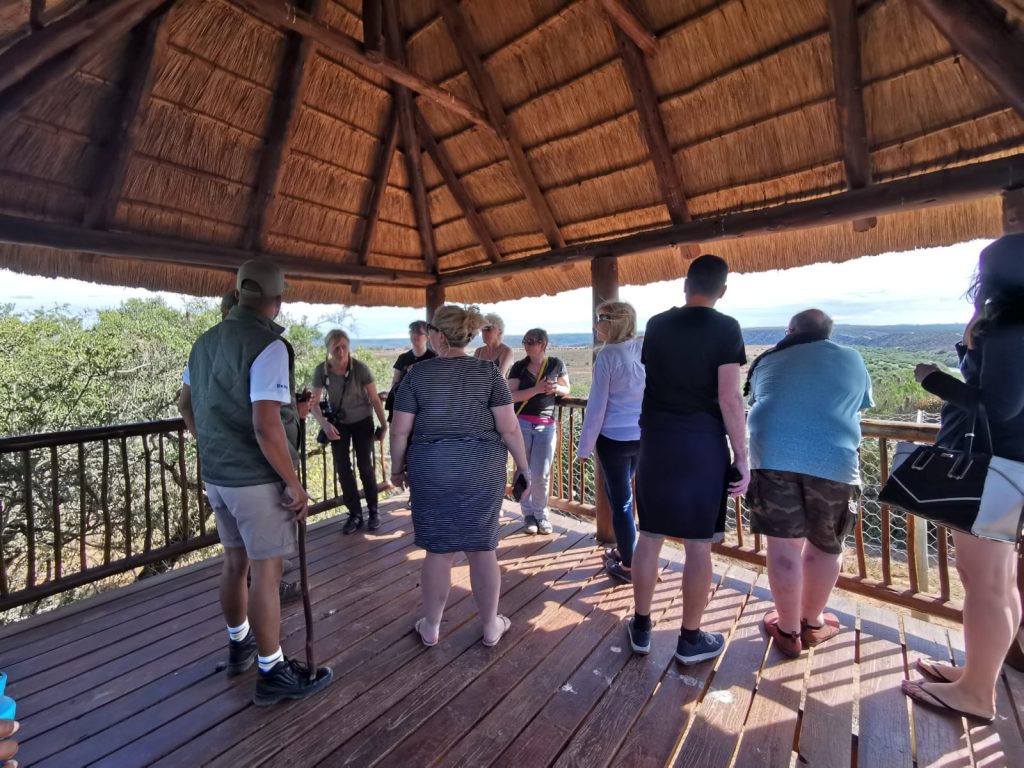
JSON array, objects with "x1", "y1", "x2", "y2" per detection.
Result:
[
  {"x1": 631, "y1": 532, "x2": 663, "y2": 616},
  {"x1": 419, "y1": 552, "x2": 456, "y2": 643},
  {"x1": 765, "y1": 537, "x2": 803, "y2": 634},
  {"x1": 249, "y1": 556, "x2": 284, "y2": 656},
  {"x1": 466, "y1": 550, "x2": 504, "y2": 640},
  {"x1": 907, "y1": 533, "x2": 1019, "y2": 717},
  {"x1": 800, "y1": 540, "x2": 843, "y2": 626},
  {"x1": 220, "y1": 546, "x2": 249, "y2": 628},
  {"x1": 681, "y1": 539, "x2": 713, "y2": 630}
]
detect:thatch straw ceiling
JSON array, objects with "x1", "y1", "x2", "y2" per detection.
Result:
[{"x1": 0, "y1": 0, "x2": 1022, "y2": 307}]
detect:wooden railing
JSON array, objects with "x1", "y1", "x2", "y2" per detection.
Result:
[{"x1": 0, "y1": 418, "x2": 389, "y2": 614}]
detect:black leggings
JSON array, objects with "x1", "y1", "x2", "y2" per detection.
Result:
[{"x1": 330, "y1": 417, "x2": 378, "y2": 515}]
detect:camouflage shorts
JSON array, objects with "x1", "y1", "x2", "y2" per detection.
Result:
[{"x1": 746, "y1": 469, "x2": 858, "y2": 555}]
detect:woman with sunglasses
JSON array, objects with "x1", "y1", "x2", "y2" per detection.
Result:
[
  {"x1": 508, "y1": 328, "x2": 570, "y2": 534},
  {"x1": 473, "y1": 313, "x2": 514, "y2": 378},
  {"x1": 577, "y1": 302, "x2": 644, "y2": 582},
  {"x1": 385, "y1": 320, "x2": 437, "y2": 422}
]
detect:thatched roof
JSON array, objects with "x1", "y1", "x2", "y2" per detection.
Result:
[{"x1": 0, "y1": 0, "x2": 1022, "y2": 308}]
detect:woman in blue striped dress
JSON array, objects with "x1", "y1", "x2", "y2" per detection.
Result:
[{"x1": 390, "y1": 305, "x2": 531, "y2": 648}]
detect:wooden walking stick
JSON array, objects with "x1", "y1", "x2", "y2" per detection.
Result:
[{"x1": 297, "y1": 517, "x2": 316, "y2": 680}]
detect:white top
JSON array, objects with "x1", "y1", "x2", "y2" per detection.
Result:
[
  {"x1": 577, "y1": 337, "x2": 645, "y2": 459},
  {"x1": 181, "y1": 340, "x2": 290, "y2": 404}
]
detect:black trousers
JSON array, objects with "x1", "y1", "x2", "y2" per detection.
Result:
[{"x1": 330, "y1": 416, "x2": 378, "y2": 515}]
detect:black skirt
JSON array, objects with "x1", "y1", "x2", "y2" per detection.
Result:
[{"x1": 635, "y1": 411, "x2": 730, "y2": 540}]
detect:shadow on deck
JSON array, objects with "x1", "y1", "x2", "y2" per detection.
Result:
[{"x1": 2, "y1": 493, "x2": 1023, "y2": 767}]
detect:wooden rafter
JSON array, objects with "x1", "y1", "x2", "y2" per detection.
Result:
[
  {"x1": 356, "y1": 112, "x2": 400, "y2": 266},
  {"x1": 232, "y1": 0, "x2": 497, "y2": 136},
  {"x1": 910, "y1": 0, "x2": 1024, "y2": 120},
  {"x1": 440, "y1": 153, "x2": 1024, "y2": 286},
  {"x1": 826, "y1": 0, "x2": 875, "y2": 232},
  {"x1": 415, "y1": 107, "x2": 502, "y2": 264},
  {"x1": 83, "y1": 7, "x2": 172, "y2": 230},
  {"x1": 30, "y1": 0, "x2": 46, "y2": 30},
  {"x1": 363, "y1": 0, "x2": 382, "y2": 53},
  {"x1": 243, "y1": 0, "x2": 324, "y2": 252},
  {"x1": 0, "y1": 0, "x2": 170, "y2": 133},
  {"x1": 601, "y1": 0, "x2": 658, "y2": 57},
  {"x1": 612, "y1": 25, "x2": 688, "y2": 226},
  {"x1": 436, "y1": 0, "x2": 565, "y2": 250},
  {"x1": 384, "y1": 0, "x2": 437, "y2": 274},
  {"x1": 0, "y1": 212, "x2": 438, "y2": 287}
]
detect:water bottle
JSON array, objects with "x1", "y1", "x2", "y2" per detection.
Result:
[{"x1": 0, "y1": 672, "x2": 15, "y2": 720}]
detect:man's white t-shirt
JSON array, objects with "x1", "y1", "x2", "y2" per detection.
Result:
[{"x1": 182, "y1": 340, "x2": 290, "y2": 404}]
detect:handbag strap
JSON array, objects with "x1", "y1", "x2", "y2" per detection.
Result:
[{"x1": 965, "y1": 404, "x2": 995, "y2": 456}]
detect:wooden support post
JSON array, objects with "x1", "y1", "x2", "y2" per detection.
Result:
[
  {"x1": 363, "y1": 0, "x2": 382, "y2": 53},
  {"x1": 1004, "y1": 187, "x2": 1024, "y2": 234},
  {"x1": 591, "y1": 255, "x2": 618, "y2": 544},
  {"x1": 437, "y1": 0, "x2": 565, "y2": 249},
  {"x1": 426, "y1": 285, "x2": 445, "y2": 321},
  {"x1": 911, "y1": 0, "x2": 1024, "y2": 120},
  {"x1": 29, "y1": 0, "x2": 46, "y2": 30},
  {"x1": 84, "y1": 7, "x2": 172, "y2": 229}
]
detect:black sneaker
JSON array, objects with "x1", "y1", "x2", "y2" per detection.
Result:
[
  {"x1": 226, "y1": 630, "x2": 258, "y2": 676},
  {"x1": 254, "y1": 657, "x2": 334, "y2": 706},
  {"x1": 367, "y1": 510, "x2": 380, "y2": 531},
  {"x1": 279, "y1": 580, "x2": 302, "y2": 604},
  {"x1": 627, "y1": 617, "x2": 651, "y2": 655},
  {"x1": 675, "y1": 630, "x2": 725, "y2": 665},
  {"x1": 342, "y1": 513, "x2": 363, "y2": 535}
]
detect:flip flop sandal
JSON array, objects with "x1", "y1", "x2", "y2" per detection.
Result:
[
  {"x1": 414, "y1": 618, "x2": 438, "y2": 647},
  {"x1": 483, "y1": 615, "x2": 512, "y2": 647},
  {"x1": 901, "y1": 680, "x2": 995, "y2": 725},
  {"x1": 916, "y1": 657, "x2": 959, "y2": 684}
]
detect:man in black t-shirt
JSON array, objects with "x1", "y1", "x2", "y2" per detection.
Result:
[{"x1": 627, "y1": 255, "x2": 750, "y2": 667}]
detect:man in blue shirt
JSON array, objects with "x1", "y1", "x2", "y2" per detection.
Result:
[{"x1": 745, "y1": 309, "x2": 873, "y2": 658}]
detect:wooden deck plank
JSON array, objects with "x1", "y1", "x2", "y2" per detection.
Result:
[
  {"x1": 795, "y1": 590, "x2": 857, "y2": 768},
  {"x1": 611, "y1": 565, "x2": 755, "y2": 768},
  {"x1": 392, "y1": 573, "x2": 638, "y2": 767},
  {"x1": 673, "y1": 569, "x2": 774, "y2": 767},
  {"x1": 857, "y1": 601, "x2": 913, "y2": 767},
  {"x1": 949, "y1": 626, "x2": 1024, "y2": 767},
  {"x1": 903, "y1": 614, "x2": 972, "y2": 767},
  {"x1": 732, "y1": 573, "x2": 808, "y2": 768},
  {"x1": 490, "y1": 560, "x2": 686, "y2": 767},
  {"x1": 73, "y1": 520, "x2": 556, "y2": 768}
]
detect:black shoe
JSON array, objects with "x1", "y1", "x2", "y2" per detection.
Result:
[
  {"x1": 226, "y1": 630, "x2": 258, "y2": 676},
  {"x1": 627, "y1": 617, "x2": 652, "y2": 655},
  {"x1": 254, "y1": 657, "x2": 334, "y2": 706},
  {"x1": 342, "y1": 513, "x2": 363, "y2": 535},
  {"x1": 278, "y1": 580, "x2": 302, "y2": 604},
  {"x1": 367, "y1": 510, "x2": 380, "y2": 531}
]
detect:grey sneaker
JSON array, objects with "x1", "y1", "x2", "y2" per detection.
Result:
[
  {"x1": 537, "y1": 518, "x2": 553, "y2": 535},
  {"x1": 675, "y1": 630, "x2": 725, "y2": 665},
  {"x1": 627, "y1": 617, "x2": 651, "y2": 655},
  {"x1": 524, "y1": 516, "x2": 539, "y2": 534}
]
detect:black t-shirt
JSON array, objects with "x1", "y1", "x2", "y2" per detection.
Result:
[
  {"x1": 509, "y1": 356, "x2": 567, "y2": 419},
  {"x1": 393, "y1": 348, "x2": 437, "y2": 377},
  {"x1": 641, "y1": 307, "x2": 746, "y2": 420}
]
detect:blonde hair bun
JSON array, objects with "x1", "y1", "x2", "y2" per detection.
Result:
[{"x1": 432, "y1": 305, "x2": 486, "y2": 348}]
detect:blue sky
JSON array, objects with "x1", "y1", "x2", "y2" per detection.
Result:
[{"x1": 0, "y1": 239, "x2": 986, "y2": 338}]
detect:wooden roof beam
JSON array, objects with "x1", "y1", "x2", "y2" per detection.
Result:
[
  {"x1": 30, "y1": 0, "x2": 46, "y2": 30},
  {"x1": 436, "y1": 0, "x2": 566, "y2": 249},
  {"x1": 243, "y1": 0, "x2": 324, "y2": 252},
  {"x1": 601, "y1": 0, "x2": 659, "y2": 57},
  {"x1": 910, "y1": 0, "x2": 1024, "y2": 120},
  {"x1": 83, "y1": 8, "x2": 172, "y2": 230},
  {"x1": 415, "y1": 107, "x2": 502, "y2": 264},
  {"x1": 384, "y1": 0, "x2": 438, "y2": 275},
  {"x1": 827, "y1": 0, "x2": 876, "y2": 232},
  {"x1": 356, "y1": 112, "x2": 400, "y2": 267},
  {"x1": 363, "y1": 0, "x2": 382, "y2": 53},
  {"x1": 0, "y1": 213, "x2": 438, "y2": 288},
  {"x1": 439, "y1": 153, "x2": 1024, "y2": 287},
  {"x1": 232, "y1": 0, "x2": 497, "y2": 136}
]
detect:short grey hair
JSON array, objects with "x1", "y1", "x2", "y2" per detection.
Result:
[{"x1": 482, "y1": 312, "x2": 505, "y2": 334}]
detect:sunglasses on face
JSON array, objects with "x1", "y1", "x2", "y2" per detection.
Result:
[
  {"x1": 426, "y1": 324, "x2": 439, "y2": 333},
  {"x1": 596, "y1": 313, "x2": 612, "y2": 322},
  {"x1": 481, "y1": 325, "x2": 494, "y2": 332},
  {"x1": 523, "y1": 338, "x2": 542, "y2": 346}
]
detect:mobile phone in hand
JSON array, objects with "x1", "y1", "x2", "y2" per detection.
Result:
[{"x1": 726, "y1": 465, "x2": 743, "y2": 485}]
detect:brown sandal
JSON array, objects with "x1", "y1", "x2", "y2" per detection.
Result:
[
  {"x1": 764, "y1": 610, "x2": 802, "y2": 658},
  {"x1": 801, "y1": 613, "x2": 841, "y2": 647}
]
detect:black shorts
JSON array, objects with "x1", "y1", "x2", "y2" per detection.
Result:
[{"x1": 746, "y1": 469, "x2": 858, "y2": 555}]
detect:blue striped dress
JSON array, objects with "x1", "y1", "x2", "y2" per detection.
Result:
[{"x1": 393, "y1": 355, "x2": 513, "y2": 553}]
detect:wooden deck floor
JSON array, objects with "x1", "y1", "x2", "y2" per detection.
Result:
[{"x1": 3, "y1": 494, "x2": 1023, "y2": 767}]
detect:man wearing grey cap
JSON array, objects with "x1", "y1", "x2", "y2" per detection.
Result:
[{"x1": 179, "y1": 261, "x2": 332, "y2": 705}]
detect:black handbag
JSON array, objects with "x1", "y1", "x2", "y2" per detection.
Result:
[{"x1": 878, "y1": 408, "x2": 1021, "y2": 540}]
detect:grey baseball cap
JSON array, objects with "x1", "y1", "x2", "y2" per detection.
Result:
[{"x1": 236, "y1": 261, "x2": 287, "y2": 299}]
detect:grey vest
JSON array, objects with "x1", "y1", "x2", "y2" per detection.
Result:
[{"x1": 187, "y1": 305, "x2": 299, "y2": 487}]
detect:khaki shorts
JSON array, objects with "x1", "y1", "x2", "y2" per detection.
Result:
[
  {"x1": 746, "y1": 469, "x2": 858, "y2": 555},
  {"x1": 206, "y1": 481, "x2": 297, "y2": 560}
]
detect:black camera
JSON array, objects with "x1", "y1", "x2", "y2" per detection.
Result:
[{"x1": 320, "y1": 399, "x2": 345, "y2": 425}]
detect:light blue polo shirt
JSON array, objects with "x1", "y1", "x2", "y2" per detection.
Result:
[{"x1": 747, "y1": 340, "x2": 873, "y2": 485}]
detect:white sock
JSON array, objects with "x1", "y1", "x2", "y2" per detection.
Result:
[
  {"x1": 227, "y1": 619, "x2": 250, "y2": 642},
  {"x1": 258, "y1": 647, "x2": 284, "y2": 672}
]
